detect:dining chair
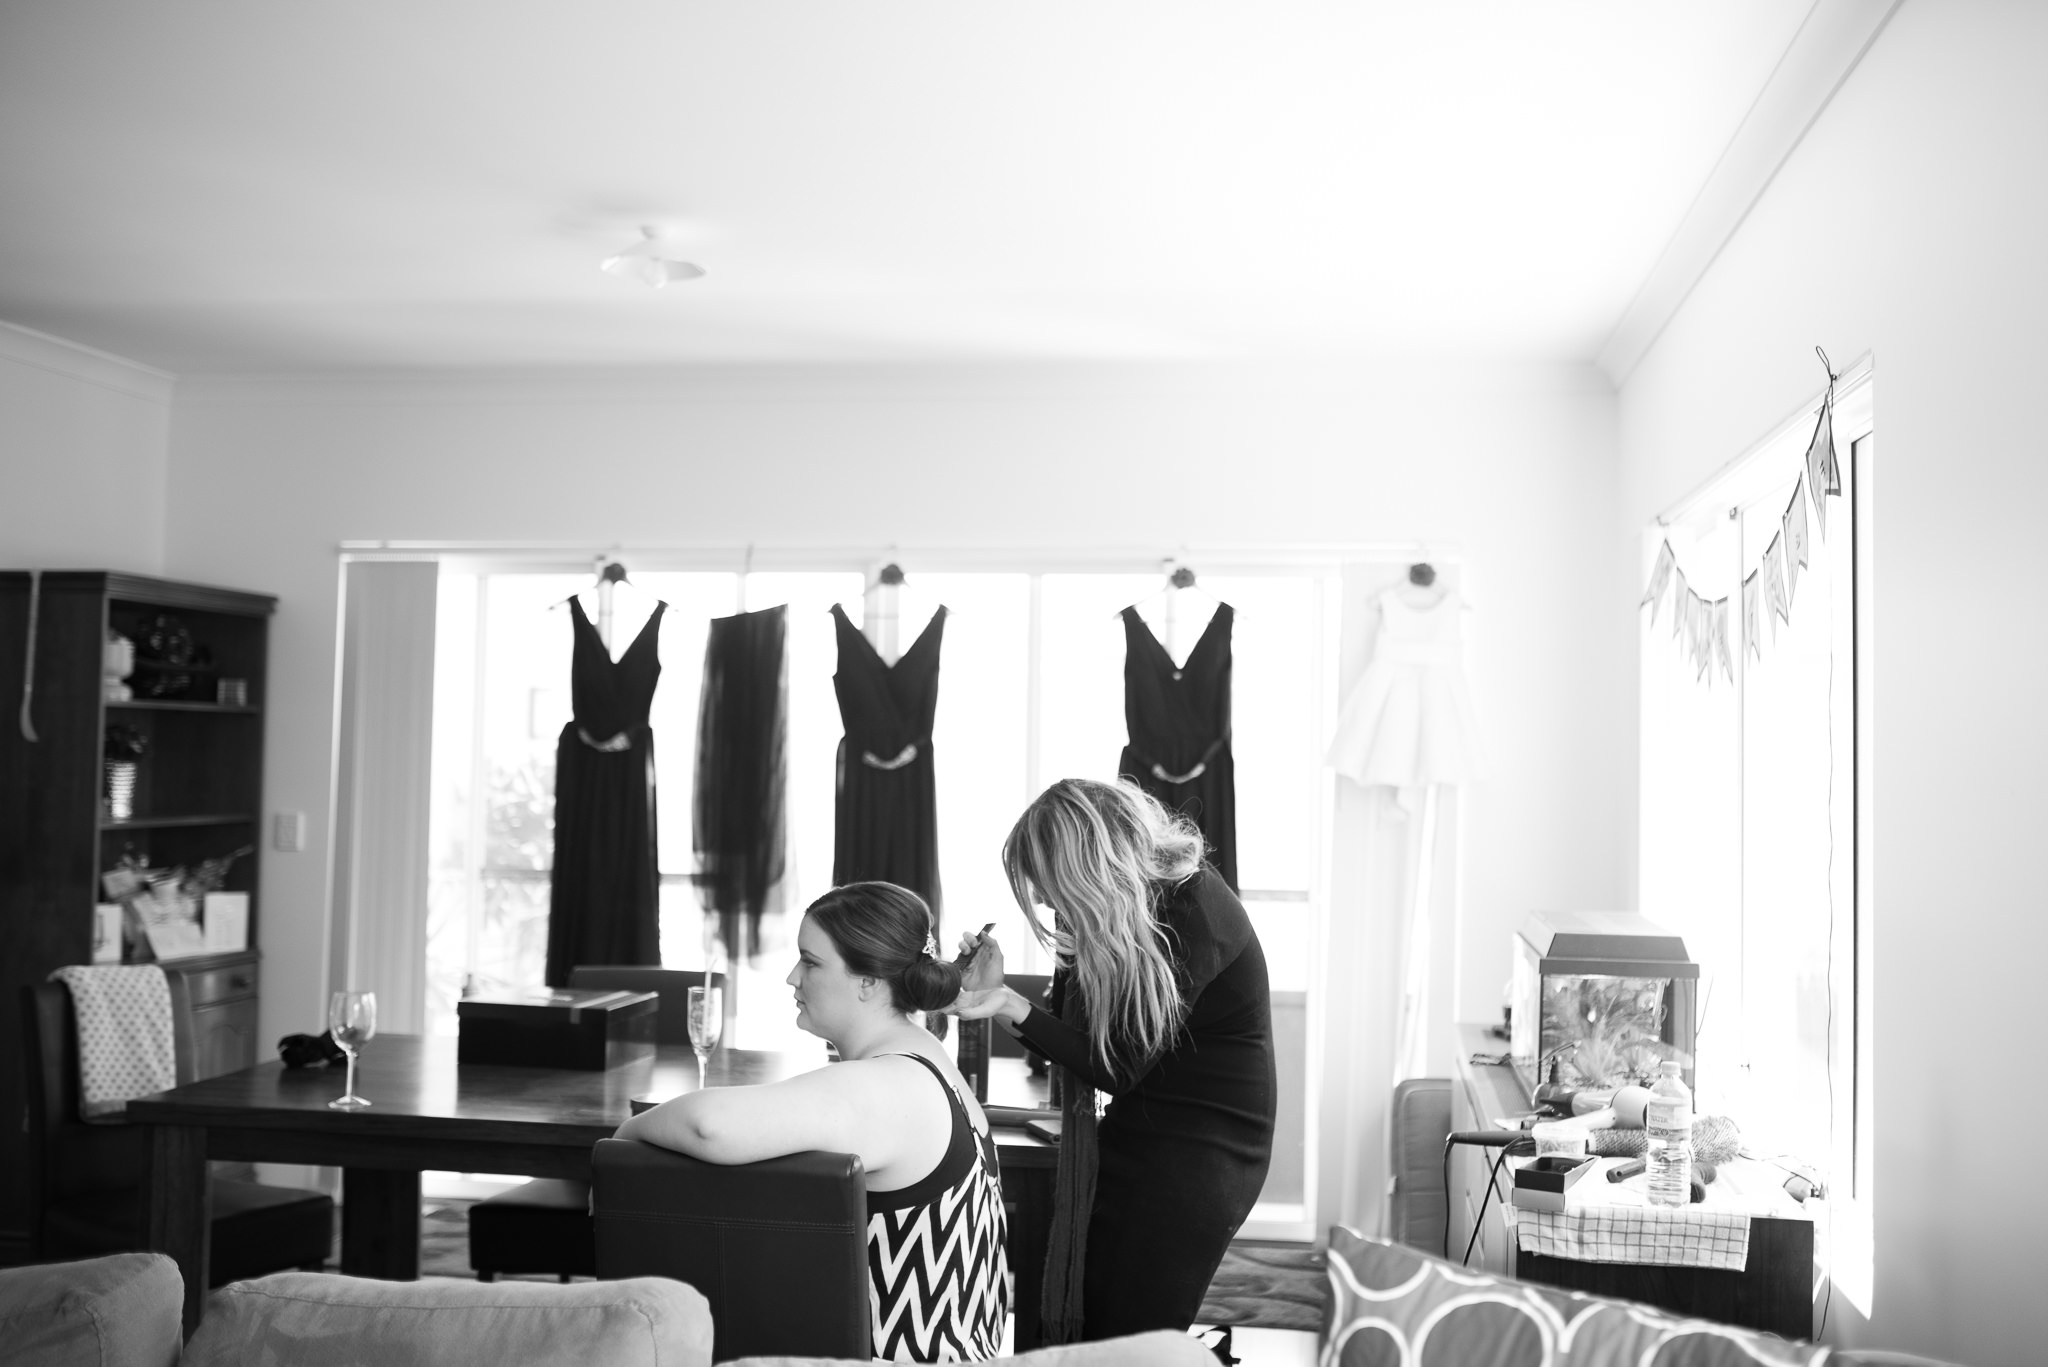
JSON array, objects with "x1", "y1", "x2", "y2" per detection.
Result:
[
  {"x1": 21, "y1": 978, "x2": 334, "y2": 1285},
  {"x1": 466, "y1": 966, "x2": 705, "y2": 1282},
  {"x1": 591, "y1": 1137, "x2": 869, "y2": 1361}
]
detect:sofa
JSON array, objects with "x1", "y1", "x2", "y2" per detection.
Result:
[
  {"x1": 1323, "y1": 1227, "x2": 1967, "y2": 1367},
  {"x1": 0, "y1": 1253, "x2": 1216, "y2": 1367}
]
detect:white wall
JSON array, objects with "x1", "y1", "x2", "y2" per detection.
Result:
[
  {"x1": 163, "y1": 360, "x2": 1628, "y2": 1129},
  {"x1": 0, "y1": 324, "x2": 172, "y2": 573},
  {"x1": 1616, "y1": 3, "x2": 2048, "y2": 1361}
]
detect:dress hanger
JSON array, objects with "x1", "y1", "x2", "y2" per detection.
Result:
[
  {"x1": 1123, "y1": 562, "x2": 1226, "y2": 670},
  {"x1": 550, "y1": 561, "x2": 664, "y2": 654}
]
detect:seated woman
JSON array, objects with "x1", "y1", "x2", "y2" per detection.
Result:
[{"x1": 615, "y1": 882, "x2": 1008, "y2": 1363}]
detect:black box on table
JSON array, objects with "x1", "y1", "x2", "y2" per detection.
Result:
[
  {"x1": 457, "y1": 988, "x2": 659, "y2": 1070},
  {"x1": 1511, "y1": 1155, "x2": 1595, "y2": 1214}
]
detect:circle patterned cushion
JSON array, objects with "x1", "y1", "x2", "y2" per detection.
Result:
[{"x1": 1325, "y1": 1227, "x2": 1831, "y2": 1367}]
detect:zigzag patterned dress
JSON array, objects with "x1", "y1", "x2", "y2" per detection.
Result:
[{"x1": 867, "y1": 1052, "x2": 1009, "y2": 1362}]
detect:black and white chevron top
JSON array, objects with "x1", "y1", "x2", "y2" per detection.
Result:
[{"x1": 866, "y1": 1052, "x2": 1010, "y2": 1362}]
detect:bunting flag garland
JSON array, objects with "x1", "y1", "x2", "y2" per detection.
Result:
[
  {"x1": 1743, "y1": 572, "x2": 1762, "y2": 662},
  {"x1": 1643, "y1": 348, "x2": 1845, "y2": 691},
  {"x1": 1782, "y1": 476, "x2": 1811, "y2": 607},
  {"x1": 1643, "y1": 542, "x2": 1676, "y2": 626},
  {"x1": 1804, "y1": 399, "x2": 1838, "y2": 537},
  {"x1": 1762, "y1": 534, "x2": 1790, "y2": 626}
]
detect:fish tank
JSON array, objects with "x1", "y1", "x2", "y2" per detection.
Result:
[{"x1": 1510, "y1": 910, "x2": 1697, "y2": 1100}]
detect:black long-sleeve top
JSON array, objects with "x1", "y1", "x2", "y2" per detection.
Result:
[{"x1": 1012, "y1": 866, "x2": 1275, "y2": 1165}]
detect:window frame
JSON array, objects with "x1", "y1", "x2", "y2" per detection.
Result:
[
  {"x1": 1638, "y1": 361, "x2": 1875, "y2": 1313},
  {"x1": 384, "y1": 542, "x2": 1362, "y2": 1240}
]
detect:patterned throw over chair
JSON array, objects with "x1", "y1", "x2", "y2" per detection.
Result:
[
  {"x1": 466, "y1": 966, "x2": 704, "y2": 1282},
  {"x1": 21, "y1": 974, "x2": 334, "y2": 1283}
]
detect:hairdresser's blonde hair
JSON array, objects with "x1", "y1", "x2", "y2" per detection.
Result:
[{"x1": 1002, "y1": 778, "x2": 1205, "y2": 1075}]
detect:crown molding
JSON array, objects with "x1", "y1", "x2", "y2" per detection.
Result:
[
  {"x1": 0, "y1": 319, "x2": 177, "y2": 403},
  {"x1": 1596, "y1": 0, "x2": 1904, "y2": 388}
]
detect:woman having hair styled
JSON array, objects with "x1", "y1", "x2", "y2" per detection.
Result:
[
  {"x1": 948, "y1": 779, "x2": 1276, "y2": 1344},
  {"x1": 617, "y1": 882, "x2": 1008, "y2": 1363}
]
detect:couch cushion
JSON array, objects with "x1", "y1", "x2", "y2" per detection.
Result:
[
  {"x1": 1327, "y1": 1226, "x2": 1834, "y2": 1367},
  {"x1": 724, "y1": 1328, "x2": 1217, "y2": 1367},
  {"x1": 0, "y1": 1252, "x2": 183, "y2": 1367},
  {"x1": 184, "y1": 1272, "x2": 711, "y2": 1367}
]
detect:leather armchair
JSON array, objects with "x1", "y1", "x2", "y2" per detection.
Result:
[{"x1": 591, "y1": 1137, "x2": 869, "y2": 1362}]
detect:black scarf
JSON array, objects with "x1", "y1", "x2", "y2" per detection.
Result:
[{"x1": 1040, "y1": 972, "x2": 1099, "y2": 1345}]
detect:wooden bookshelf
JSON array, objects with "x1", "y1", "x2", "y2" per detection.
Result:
[{"x1": 0, "y1": 571, "x2": 276, "y2": 1253}]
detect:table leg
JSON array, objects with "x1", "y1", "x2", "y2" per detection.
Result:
[
  {"x1": 341, "y1": 1168, "x2": 422, "y2": 1279},
  {"x1": 146, "y1": 1125, "x2": 211, "y2": 1336},
  {"x1": 1005, "y1": 1166, "x2": 1053, "y2": 1353}
]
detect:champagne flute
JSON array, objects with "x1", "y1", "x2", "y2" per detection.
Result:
[
  {"x1": 327, "y1": 990, "x2": 377, "y2": 1110},
  {"x1": 687, "y1": 984, "x2": 722, "y2": 1080}
]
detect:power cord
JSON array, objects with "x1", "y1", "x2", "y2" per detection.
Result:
[{"x1": 1442, "y1": 1132, "x2": 1534, "y2": 1264}]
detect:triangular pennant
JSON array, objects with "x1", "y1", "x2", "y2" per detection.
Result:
[
  {"x1": 1782, "y1": 476, "x2": 1810, "y2": 607},
  {"x1": 1695, "y1": 596, "x2": 1713, "y2": 683},
  {"x1": 1687, "y1": 594, "x2": 1703, "y2": 680},
  {"x1": 1671, "y1": 569, "x2": 1689, "y2": 641},
  {"x1": 1643, "y1": 541, "x2": 1676, "y2": 625},
  {"x1": 1713, "y1": 598, "x2": 1733, "y2": 685},
  {"x1": 1804, "y1": 401, "x2": 1836, "y2": 538},
  {"x1": 1762, "y1": 533, "x2": 1790, "y2": 626},
  {"x1": 1742, "y1": 571, "x2": 1762, "y2": 661}
]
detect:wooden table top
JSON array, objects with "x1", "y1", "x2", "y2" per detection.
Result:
[{"x1": 125, "y1": 1036, "x2": 1055, "y2": 1155}]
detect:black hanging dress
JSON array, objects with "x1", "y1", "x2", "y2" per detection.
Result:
[
  {"x1": 693, "y1": 605, "x2": 789, "y2": 962},
  {"x1": 546, "y1": 597, "x2": 664, "y2": 986},
  {"x1": 1118, "y1": 603, "x2": 1237, "y2": 890},
  {"x1": 830, "y1": 603, "x2": 946, "y2": 916}
]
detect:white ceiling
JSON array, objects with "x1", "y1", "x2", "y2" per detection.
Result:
[{"x1": 0, "y1": 2, "x2": 1820, "y2": 374}]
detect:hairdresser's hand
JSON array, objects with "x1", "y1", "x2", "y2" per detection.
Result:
[
  {"x1": 955, "y1": 927, "x2": 1005, "y2": 995},
  {"x1": 947, "y1": 983, "x2": 1032, "y2": 1026}
]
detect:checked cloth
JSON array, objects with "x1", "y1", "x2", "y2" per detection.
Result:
[{"x1": 1513, "y1": 1201, "x2": 1751, "y2": 1272}]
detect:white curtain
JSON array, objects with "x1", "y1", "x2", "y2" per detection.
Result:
[
  {"x1": 330, "y1": 560, "x2": 439, "y2": 1034},
  {"x1": 1315, "y1": 562, "x2": 1466, "y2": 1240}
]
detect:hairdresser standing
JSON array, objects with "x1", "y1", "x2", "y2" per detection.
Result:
[{"x1": 948, "y1": 778, "x2": 1275, "y2": 1344}]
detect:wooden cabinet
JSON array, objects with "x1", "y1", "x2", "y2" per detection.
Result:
[
  {"x1": 0, "y1": 571, "x2": 276, "y2": 1249},
  {"x1": 172, "y1": 955, "x2": 262, "y2": 1082},
  {"x1": 1449, "y1": 1024, "x2": 1523, "y2": 1278}
]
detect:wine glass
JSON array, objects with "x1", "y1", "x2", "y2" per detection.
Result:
[
  {"x1": 327, "y1": 990, "x2": 377, "y2": 1110},
  {"x1": 687, "y1": 984, "x2": 722, "y2": 1079}
]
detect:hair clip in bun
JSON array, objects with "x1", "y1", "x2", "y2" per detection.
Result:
[{"x1": 923, "y1": 933, "x2": 939, "y2": 960}]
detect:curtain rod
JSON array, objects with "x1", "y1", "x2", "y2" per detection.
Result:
[{"x1": 336, "y1": 541, "x2": 1460, "y2": 573}]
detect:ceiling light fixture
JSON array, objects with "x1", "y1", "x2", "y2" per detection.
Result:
[{"x1": 600, "y1": 225, "x2": 706, "y2": 288}]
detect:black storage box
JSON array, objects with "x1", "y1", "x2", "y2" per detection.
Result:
[
  {"x1": 1511, "y1": 1155, "x2": 1595, "y2": 1213},
  {"x1": 457, "y1": 987, "x2": 659, "y2": 1070}
]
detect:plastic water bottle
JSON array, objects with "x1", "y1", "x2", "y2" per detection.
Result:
[{"x1": 1645, "y1": 1060, "x2": 1693, "y2": 1207}]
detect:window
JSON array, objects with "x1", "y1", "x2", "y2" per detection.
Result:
[
  {"x1": 423, "y1": 557, "x2": 1336, "y2": 1231},
  {"x1": 1639, "y1": 371, "x2": 1873, "y2": 1308}
]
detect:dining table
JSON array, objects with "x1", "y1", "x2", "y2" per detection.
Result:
[{"x1": 127, "y1": 1036, "x2": 1057, "y2": 1340}]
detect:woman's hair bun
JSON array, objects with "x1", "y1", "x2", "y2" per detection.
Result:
[
  {"x1": 804, "y1": 880, "x2": 961, "y2": 1016},
  {"x1": 896, "y1": 958, "x2": 963, "y2": 1014}
]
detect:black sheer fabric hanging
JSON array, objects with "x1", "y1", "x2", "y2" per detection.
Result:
[
  {"x1": 693, "y1": 605, "x2": 788, "y2": 960},
  {"x1": 545, "y1": 598, "x2": 665, "y2": 986},
  {"x1": 1118, "y1": 602, "x2": 1238, "y2": 889},
  {"x1": 829, "y1": 603, "x2": 946, "y2": 915}
]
